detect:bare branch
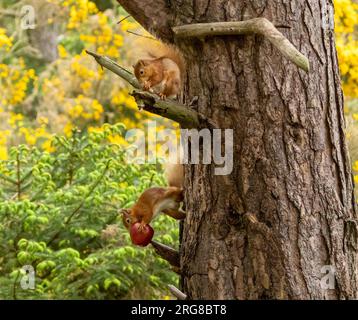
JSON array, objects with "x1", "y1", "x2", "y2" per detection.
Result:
[
  {"x1": 0, "y1": 9, "x2": 19, "y2": 17},
  {"x1": 151, "y1": 240, "x2": 180, "y2": 268},
  {"x1": 168, "y1": 285, "x2": 187, "y2": 300},
  {"x1": 173, "y1": 18, "x2": 310, "y2": 72},
  {"x1": 117, "y1": 0, "x2": 174, "y2": 41},
  {"x1": 85, "y1": 50, "x2": 140, "y2": 88},
  {"x1": 131, "y1": 91, "x2": 200, "y2": 129},
  {"x1": 126, "y1": 30, "x2": 158, "y2": 41},
  {"x1": 117, "y1": 14, "x2": 131, "y2": 25},
  {"x1": 86, "y1": 51, "x2": 200, "y2": 128}
]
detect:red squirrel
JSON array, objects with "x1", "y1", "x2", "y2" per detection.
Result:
[
  {"x1": 133, "y1": 41, "x2": 185, "y2": 100},
  {"x1": 125, "y1": 43, "x2": 185, "y2": 227},
  {"x1": 122, "y1": 163, "x2": 184, "y2": 231}
]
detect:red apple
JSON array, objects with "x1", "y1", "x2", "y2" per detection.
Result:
[{"x1": 130, "y1": 222, "x2": 154, "y2": 246}]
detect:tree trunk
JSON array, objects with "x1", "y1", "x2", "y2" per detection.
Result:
[
  {"x1": 118, "y1": 0, "x2": 358, "y2": 299},
  {"x1": 27, "y1": 0, "x2": 59, "y2": 62}
]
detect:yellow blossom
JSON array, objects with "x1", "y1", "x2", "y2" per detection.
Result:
[
  {"x1": 334, "y1": 0, "x2": 358, "y2": 98},
  {"x1": 42, "y1": 139, "x2": 56, "y2": 153},
  {"x1": 113, "y1": 34, "x2": 123, "y2": 47},
  {"x1": 37, "y1": 116, "x2": 49, "y2": 126},
  {"x1": 0, "y1": 28, "x2": 13, "y2": 51},
  {"x1": 8, "y1": 113, "x2": 24, "y2": 127},
  {"x1": 88, "y1": 126, "x2": 104, "y2": 133},
  {"x1": 80, "y1": 81, "x2": 91, "y2": 91},
  {"x1": 69, "y1": 104, "x2": 84, "y2": 118},
  {"x1": 125, "y1": 97, "x2": 138, "y2": 110},
  {"x1": 108, "y1": 134, "x2": 128, "y2": 146},
  {"x1": 0, "y1": 146, "x2": 7, "y2": 160},
  {"x1": 58, "y1": 45, "x2": 68, "y2": 58},
  {"x1": 111, "y1": 91, "x2": 127, "y2": 105},
  {"x1": 64, "y1": 122, "x2": 74, "y2": 137},
  {"x1": 353, "y1": 161, "x2": 358, "y2": 172}
]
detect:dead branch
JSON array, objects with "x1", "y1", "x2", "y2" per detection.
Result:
[
  {"x1": 173, "y1": 18, "x2": 310, "y2": 72},
  {"x1": 86, "y1": 50, "x2": 140, "y2": 88},
  {"x1": 0, "y1": 9, "x2": 19, "y2": 17},
  {"x1": 168, "y1": 285, "x2": 187, "y2": 300},
  {"x1": 117, "y1": 14, "x2": 131, "y2": 24},
  {"x1": 131, "y1": 91, "x2": 200, "y2": 129},
  {"x1": 126, "y1": 30, "x2": 158, "y2": 41},
  {"x1": 150, "y1": 240, "x2": 180, "y2": 268}
]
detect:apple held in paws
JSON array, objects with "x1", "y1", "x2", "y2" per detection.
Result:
[{"x1": 130, "y1": 223, "x2": 154, "y2": 246}]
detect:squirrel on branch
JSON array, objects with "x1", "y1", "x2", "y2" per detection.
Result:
[{"x1": 133, "y1": 41, "x2": 185, "y2": 100}]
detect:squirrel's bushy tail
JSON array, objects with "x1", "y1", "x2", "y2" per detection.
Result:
[
  {"x1": 164, "y1": 146, "x2": 184, "y2": 188},
  {"x1": 164, "y1": 162, "x2": 183, "y2": 188},
  {"x1": 136, "y1": 38, "x2": 186, "y2": 78}
]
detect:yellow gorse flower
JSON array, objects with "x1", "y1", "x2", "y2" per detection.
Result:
[
  {"x1": 65, "y1": 0, "x2": 98, "y2": 29},
  {"x1": 58, "y1": 44, "x2": 68, "y2": 58},
  {"x1": 334, "y1": 0, "x2": 358, "y2": 98},
  {"x1": 353, "y1": 161, "x2": 358, "y2": 172},
  {"x1": 1, "y1": 67, "x2": 37, "y2": 106},
  {"x1": 0, "y1": 28, "x2": 13, "y2": 51}
]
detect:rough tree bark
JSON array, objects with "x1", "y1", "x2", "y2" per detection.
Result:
[{"x1": 118, "y1": 0, "x2": 358, "y2": 299}]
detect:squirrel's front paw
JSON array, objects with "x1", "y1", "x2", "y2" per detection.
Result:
[
  {"x1": 143, "y1": 81, "x2": 151, "y2": 91},
  {"x1": 138, "y1": 221, "x2": 146, "y2": 232}
]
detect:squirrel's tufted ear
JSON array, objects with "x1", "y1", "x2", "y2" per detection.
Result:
[
  {"x1": 121, "y1": 208, "x2": 131, "y2": 216},
  {"x1": 132, "y1": 60, "x2": 144, "y2": 69}
]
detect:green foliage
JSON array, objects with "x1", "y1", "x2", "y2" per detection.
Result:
[{"x1": 0, "y1": 124, "x2": 179, "y2": 299}]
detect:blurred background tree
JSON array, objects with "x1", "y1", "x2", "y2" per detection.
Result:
[{"x1": 0, "y1": 0, "x2": 357, "y2": 299}]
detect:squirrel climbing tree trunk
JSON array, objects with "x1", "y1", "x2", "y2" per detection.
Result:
[{"x1": 117, "y1": 0, "x2": 358, "y2": 299}]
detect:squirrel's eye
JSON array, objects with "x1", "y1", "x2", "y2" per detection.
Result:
[
  {"x1": 140, "y1": 70, "x2": 144, "y2": 75},
  {"x1": 126, "y1": 218, "x2": 131, "y2": 224}
]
